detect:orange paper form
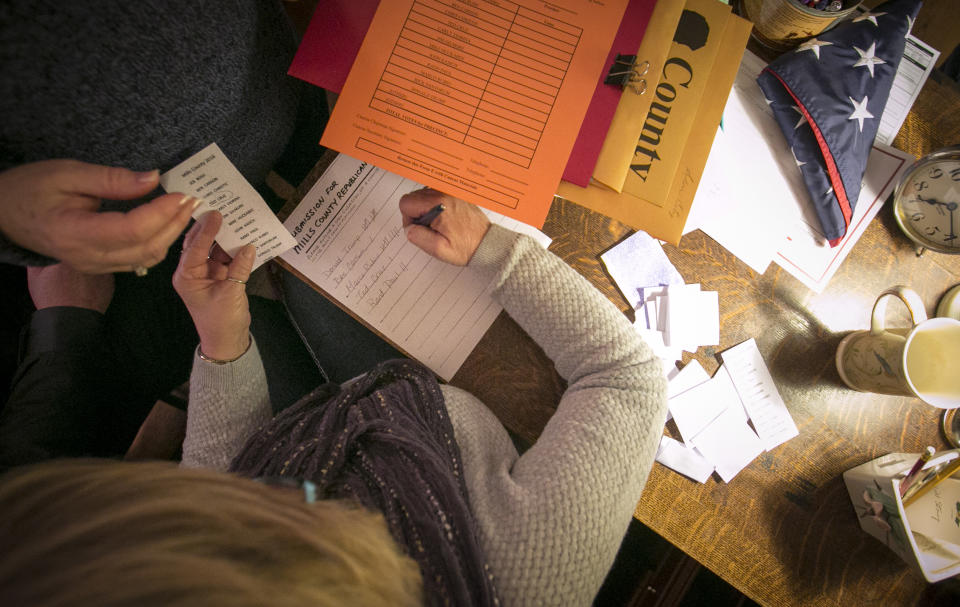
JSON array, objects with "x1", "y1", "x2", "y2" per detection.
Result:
[{"x1": 320, "y1": 0, "x2": 628, "y2": 227}]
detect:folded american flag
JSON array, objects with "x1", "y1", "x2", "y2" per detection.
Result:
[{"x1": 756, "y1": 0, "x2": 922, "y2": 246}]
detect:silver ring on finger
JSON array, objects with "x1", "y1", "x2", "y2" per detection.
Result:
[{"x1": 225, "y1": 277, "x2": 247, "y2": 285}]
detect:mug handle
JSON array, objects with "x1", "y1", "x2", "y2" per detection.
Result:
[{"x1": 870, "y1": 286, "x2": 928, "y2": 336}]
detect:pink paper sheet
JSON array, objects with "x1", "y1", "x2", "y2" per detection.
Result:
[
  {"x1": 287, "y1": 0, "x2": 380, "y2": 93},
  {"x1": 561, "y1": 0, "x2": 657, "y2": 187}
]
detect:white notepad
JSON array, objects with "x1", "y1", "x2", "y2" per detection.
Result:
[{"x1": 281, "y1": 154, "x2": 548, "y2": 380}]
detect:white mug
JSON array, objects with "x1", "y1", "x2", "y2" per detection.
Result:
[{"x1": 836, "y1": 286, "x2": 960, "y2": 409}]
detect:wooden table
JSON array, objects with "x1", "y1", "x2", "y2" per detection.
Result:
[
  {"x1": 281, "y1": 1, "x2": 960, "y2": 603},
  {"x1": 449, "y1": 47, "x2": 960, "y2": 607}
]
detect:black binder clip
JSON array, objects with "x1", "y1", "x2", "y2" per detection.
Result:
[{"x1": 604, "y1": 54, "x2": 649, "y2": 95}]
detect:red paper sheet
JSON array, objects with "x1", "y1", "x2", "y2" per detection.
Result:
[{"x1": 287, "y1": 0, "x2": 380, "y2": 93}]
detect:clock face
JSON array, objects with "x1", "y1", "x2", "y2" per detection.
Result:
[{"x1": 893, "y1": 147, "x2": 960, "y2": 254}]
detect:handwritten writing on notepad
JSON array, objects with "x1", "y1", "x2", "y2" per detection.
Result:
[
  {"x1": 160, "y1": 143, "x2": 296, "y2": 269},
  {"x1": 905, "y1": 478, "x2": 960, "y2": 547},
  {"x1": 281, "y1": 154, "x2": 547, "y2": 381},
  {"x1": 321, "y1": 0, "x2": 628, "y2": 227}
]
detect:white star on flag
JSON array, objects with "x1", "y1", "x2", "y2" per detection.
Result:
[
  {"x1": 848, "y1": 95, "x2": 874, "y2": 131},
  {"x1": 791, "y1": 105, "x2": 807, "y2": 129},
  {"x1": 796, "y1": 38, "x2": 832, "y2": 60},
  {"x1": 853, "y1": 11, "x2": 886, "y2": 27},
  {"x1": 853, "y1": 42, "x2": 886, "y2": 78},
  {"x1": 754, "y1": 0, "x2": 920, "y2": 245},
  {"x1": 792, "y1": 148, "x2": 806, "y2": 168}
]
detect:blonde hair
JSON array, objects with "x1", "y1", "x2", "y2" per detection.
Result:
[{"x1": 0, "y1": 460, "x2": 422, "y2": 607}]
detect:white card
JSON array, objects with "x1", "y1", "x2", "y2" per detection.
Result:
[
  {"x1": 721, "y1": 338, "x2": 799, "y2": 451},
  {"x1": 690, "y1": 405, "x2": 765, "y2": 483},
  {"x1": 160, "y1": 142, "x2": 296, "y2": 270},
  {"x1": 633, "y1": 325, "x2": 683, "y2": 364},
  {"x1": 601, "y1": 229, "x2": 685, "y2": 309},
  {"x1": 667, "y1": 360, "x2": 711, "y2": 399},
  {"x1": 663, "y1": 283, "x2": 706, "y2": 352},
  {"x1": 691, "y1": 289, "x2": 720, "y2": 347},
  {"x1": 668, "y1": 367, "x2": 738, "y2": 444},
  {"x1": 638, "y1": 286, "x2": 667, "y2": 330},
  {"x1": 656, "y1": 436, "x2": 714, "y2": 483}
]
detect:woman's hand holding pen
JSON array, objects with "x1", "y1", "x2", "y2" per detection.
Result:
[
  {"x1": 399, "y1": 189, "x2": 490, "y2": 265},
  {"x1": 173, "y1": 211, "x2": 255, "y2": 362}
]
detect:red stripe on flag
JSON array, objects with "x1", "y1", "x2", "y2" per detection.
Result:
[{"x1": 763, "y1": 68, "x2": 851, "y2": 246}]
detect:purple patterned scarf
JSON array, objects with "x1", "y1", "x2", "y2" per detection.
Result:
[{"x1": 230, "y1": 359, "x2": 498, "y2": 606}]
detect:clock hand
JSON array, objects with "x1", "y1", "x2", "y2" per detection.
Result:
[
  {"x1": 949, "y1": 206, "x2": 958, "y2": 244},
  {"x1": 918, "y1": 194, "x2": 949, "y2": 215},
  {"x1": 917, "y1": 194, "x2": 943, "y2": 205}
]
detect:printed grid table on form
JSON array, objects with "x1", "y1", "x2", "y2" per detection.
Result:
[{"x1": 371, "y1": 0, "x2": 581, "y2": 169}]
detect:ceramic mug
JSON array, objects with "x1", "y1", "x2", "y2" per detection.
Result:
[{"x1": 836, "y1": 286, "x2": 960, "y2": 409}]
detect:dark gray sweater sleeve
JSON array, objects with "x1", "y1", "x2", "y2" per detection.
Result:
[{"x1": 0, "y1": 232, "x2": 56, "y2": 266}]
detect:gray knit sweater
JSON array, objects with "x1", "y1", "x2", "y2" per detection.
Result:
[{"x1": 182, "y1": 225, "x2": 668, "y2": 606}]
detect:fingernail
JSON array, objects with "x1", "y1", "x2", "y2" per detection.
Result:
[{"x1": 136, "y1": 169, "x2": 159, "y2": 184}]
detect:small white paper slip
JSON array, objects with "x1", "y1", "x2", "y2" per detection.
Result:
[
  {"x1": 633, "y1": 326, "x2": 683, "y2": 364},
  {"x1": 660, "y1": 363, "x2": 681, "y2": 422},
  {"x1": 875, "y1": 35, "x2": 941, "y2": 147},
  {"x1": 690, "y1": 404, "x2": 765, "y2": 483},
  {"x1": 664, "y1": 286, "x2": 719, "y2": 353},
  {"x1": 663, "y1": 284, "x2": 715, "y2": 352},
  {"x1": 601, "y1": 230, "x2": 684, "y2": 308},
  {"x1": 656, "y1": 436, "x2": 714, "y2": 483},
  {"x1": 159, "y1": 143, "x2": 296, "y2": 270},
  {"x1": 667, "y1": 359, "x2": 711, "y2": 399},
  {"x1": 689, "y1": 289, "x2": 719, "y2": 348},
  {"x1": 668, "y1": 365, "x2": 739, "y2": 444},
  {"x1": 720, "y1": 338, "x2": 799, "y2": 451},
  {"x1": 640, "y1": 286, "x2": 668, "y2": 331}
]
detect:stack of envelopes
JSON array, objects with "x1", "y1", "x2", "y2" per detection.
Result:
[{"x1": 558, "y1": 0, "x2": 752, "y2": 244}]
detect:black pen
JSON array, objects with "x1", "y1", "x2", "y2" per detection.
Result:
[{"x1": 412, "y1": 203, "x2": 445, "y2": 226}]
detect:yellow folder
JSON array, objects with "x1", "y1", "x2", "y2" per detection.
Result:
[
  {"x1": 557, "y1": 9, "x2": 752, "y2": 244},
  {"x1": 592, "y1": 0, "x2": 687, "y2": 193}
]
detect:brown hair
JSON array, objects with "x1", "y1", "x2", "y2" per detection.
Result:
[{"x1": 0, "y1": 459, "x2": 422, "y2": 607}]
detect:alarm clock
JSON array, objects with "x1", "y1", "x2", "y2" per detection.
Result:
[{"x1": 892, "y1": 145, "x2": 960, "y2": 255}]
